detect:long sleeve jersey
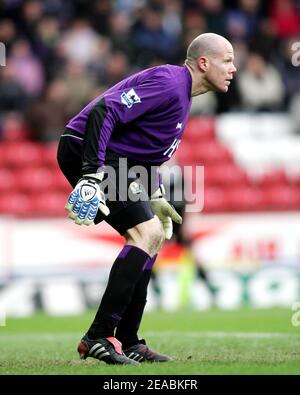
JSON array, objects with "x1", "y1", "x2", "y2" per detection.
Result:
[{"x1": 66, "y1": 64, "x2": 192, "y2": 173}]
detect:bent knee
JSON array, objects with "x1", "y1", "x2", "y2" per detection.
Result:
[{"x1": 124, "y1": 216, "x2": 165, "y2": 256}]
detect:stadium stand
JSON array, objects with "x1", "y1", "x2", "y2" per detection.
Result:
[
  {"x1": 0, "y1": 113, "x2": 299, "y2": 216},
  {"x1": 1, "y1": 0, "x2": 300, "y2": 216}
]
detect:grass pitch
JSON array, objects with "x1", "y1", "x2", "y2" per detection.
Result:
[{"x1": 0, "y1": 308, "x2": 300, "y2": 375}]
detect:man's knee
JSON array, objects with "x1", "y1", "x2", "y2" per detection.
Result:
[
  {"x1": 124, "y1": 216, "x2": 165, "y2": 256},
  {"x1": 148, "y1": 217, "x2": 165, "y2": 253}
]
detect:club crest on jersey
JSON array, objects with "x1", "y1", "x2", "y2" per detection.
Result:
[{"x1": 121, "y1": 88, "x2": 141, "y2": 108}]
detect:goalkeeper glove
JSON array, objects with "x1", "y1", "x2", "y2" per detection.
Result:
[
  {"x1": 150, "y1": 184, "x2": 182, "y2": 240},
  {"x1": 65, "y1": 172, "x2": 110, "y2": 225}
]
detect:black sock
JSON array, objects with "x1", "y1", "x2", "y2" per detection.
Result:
[
  {"x1": 150, "y1": 270, "x2": 161, "y2": 297},
  {"x1": 115, "y1": 255, "x2": 157, "y2": 349},
  {"x1": 196, "y1": 265, "x2": 215, "y2": 295},
  {"x1": 87, "y1": 245, "x2": 152, "y2": 339},
  {"x1": 196, "y1": 265, "x2": 208, "y2": 281}
]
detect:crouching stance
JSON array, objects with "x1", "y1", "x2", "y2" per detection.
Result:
[{"x1": 57, "y1": 32, "x2": 236, "y2": 364}]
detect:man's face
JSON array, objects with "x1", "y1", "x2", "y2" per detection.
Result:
[{"x1": 203, "y1": 43, "x2": 237, "y2": 93}]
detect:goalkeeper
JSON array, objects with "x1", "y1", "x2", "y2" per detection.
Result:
[{"x1": 57, "y1": 32, "x2": 236, "y2": 365}]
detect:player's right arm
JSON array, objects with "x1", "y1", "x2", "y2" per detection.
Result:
[{"x1": 65, "y1": 70, "x2": 175, "y2": 225}]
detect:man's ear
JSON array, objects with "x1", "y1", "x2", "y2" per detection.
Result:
[{"x1": 197, "y1": 56, "x2": 209, "y2": 72}]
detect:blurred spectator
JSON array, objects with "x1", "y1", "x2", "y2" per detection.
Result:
[
  {"x1": 224, "y1": 0, "x2": 262, "y2": 42},
  {"x1": 232, "y1": 41, "x2": 249, "y2": 70},
  {"x1": 201, "y1": 0, "x2": 225, "y2": 36},
  {"x1": 19, "y1": 0, "x2": 44, "y2": 44},
  {"x1": 182, "y1": 8, "x2": 207, "y2": 63},
  {"x1": 109, "y1": 12, "x2": 135, "y2": 62},
  {"x1": 269, "y1": 0, "x2": 300, "y2": 39},
  {"x1": 35, "y1": 17, "x2": 62, "y2": 80},
  {"x1": 26, "y1": 79, "x2": 68, "y2": 141},
  {"x1": 237, "y1": 52, "x2": 284, "y2": 111},
  {"x1": 8, "y1": 39, "x2": 45, "y2": 97},
  {"x1": 104, "y1": 51, "x2": 130, "y2": 86},
  {"x1": 42, "y1": 0, "x2": 75, "y2": 25},
  {"x1": 90, "y1": 0, "x2": 113, "y2": 35},
  {"x1": 132, "y1": 4, "x2": 181, "y2": 66},
  {"x1": 0, "y1": 64, "x2": 28, "y2": 113},
  {"x1": 58, "y1": 18, "x2": 103, "y2": 66},
  {"x1": 87, "y1": 35, "x2": 112, "y2": 82},
  {"x1": 161, "y1": 0, "x2": 182, "y2": 39},
  {"x1": 247, "y1": 17, "x2": 279, "y2": 62},
  {"x1": 61, "y1": 61, "x2": 97, "y2": 118},
  {"x1": 0, "y1": 19, "x2": 17, "y2": 52},
  {"x1": 113, "y1": 0, "x2": 142, "y2": 16},
  {"x1": 183, "y1": 7, "x2": 207, "y2": 34}
]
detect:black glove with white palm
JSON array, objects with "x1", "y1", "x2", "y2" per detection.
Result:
[
  {"x1": 150, "y1": 184, "x2": 182, "y2": 240},
  {"x1": 65, "y1": 172, "x2": 110, "y2": 225}
]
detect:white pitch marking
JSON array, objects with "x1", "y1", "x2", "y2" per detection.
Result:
[{"x1": 0, "y1": 331, "x2": 299, "y2": 341}]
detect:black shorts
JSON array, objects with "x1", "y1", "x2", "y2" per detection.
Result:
[{"x1": 57, "y1": 129, "x2": 155, "y2": 235}]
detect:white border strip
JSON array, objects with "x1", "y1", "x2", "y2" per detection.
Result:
[
  {"x1": 0, "y1": 331, "x2": 299, "y2": 341},
  {"x1": 60, "y1": 134, "x2": 83, "y2": 141}
]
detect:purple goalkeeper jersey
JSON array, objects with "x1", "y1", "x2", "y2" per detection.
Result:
[{"x1": 66, "y1": 64, "x2": 192, "y2": 171}]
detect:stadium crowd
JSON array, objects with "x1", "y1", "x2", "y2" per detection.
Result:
[{"x1": 0, "y1": 0, "x2": 299, "y2": 142}]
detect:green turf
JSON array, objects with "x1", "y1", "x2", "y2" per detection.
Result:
[{"x1": 0, "y1": 308, "x2": 300, "y2": 375}]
